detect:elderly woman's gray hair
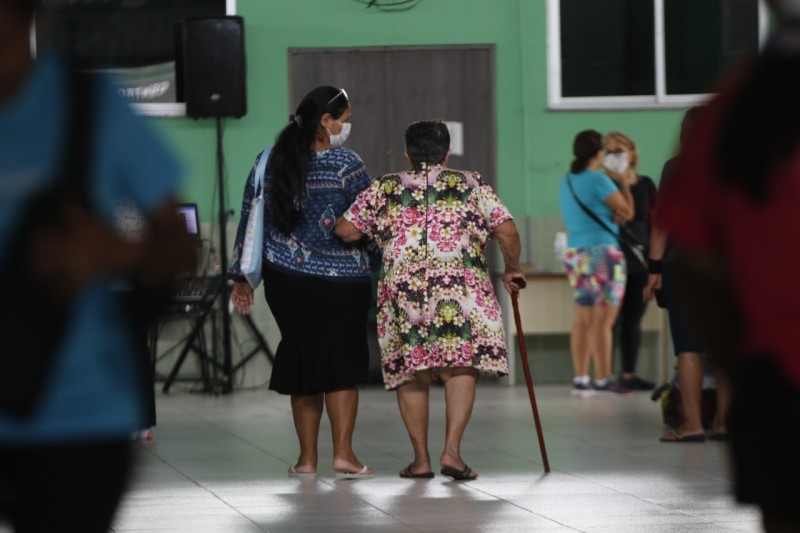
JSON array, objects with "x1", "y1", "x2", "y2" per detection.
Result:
[{"x1": 405, "y1": 121, "x2": 450, "y2": 170}]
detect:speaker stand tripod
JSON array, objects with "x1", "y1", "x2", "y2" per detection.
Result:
[
  {"x1": 158, "y1": 280, "x2": 222, "y2": 394},
  {"x1": 213, "y1": 116, "x2": 274, "y2": 391},
  {"x1": 231, "y1": 313, "x2": 275, "y2": 374}
]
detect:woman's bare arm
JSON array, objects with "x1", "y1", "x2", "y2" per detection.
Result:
[
  {"x1": 334, "y1": 216, "x2": 364, "y2": 243},
  {"x1": 492, "y1": 219, "x2": 525, "y2": 294}
]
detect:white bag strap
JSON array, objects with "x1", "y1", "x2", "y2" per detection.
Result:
[{"x1": 253, "y1": 145, "x2": 272, "y2": 196}]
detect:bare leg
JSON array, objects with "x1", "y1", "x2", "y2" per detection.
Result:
[
  {"x1": 712, "y1": 369, "x2": 731, "y2": 435},
  {"x1": 396, "y1": 370, "x2": 433, "y2": 475},
  {"x1": 661, "y1": 352, "x2": 706, "y2": 439},
  {"x1": 325, "y1": 387, "x2": 371, "y2": 475},
  {"x1": 588, "y1": 305, "x2": 621, "y2": 380},
  {"x1": 438, "y1": 367, "x2": 479, "y2": 478},
  {"x1": 290, "y1": 394, "x2": 323, "y2": 473},
  {"x1": 571, "y1": 305, "x2": 592, "y2": 377}
]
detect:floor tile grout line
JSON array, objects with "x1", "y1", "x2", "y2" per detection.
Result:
[{"x1": 138, "y1": 445, "x2": 272, "y2": 532}]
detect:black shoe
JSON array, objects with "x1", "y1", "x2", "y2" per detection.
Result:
[
  {"x1": 619, "y1": 376, "x2": 656, "y2": 391},
  {"x1": 592, "y1": 379, "x2": 633, "y2": 394}
]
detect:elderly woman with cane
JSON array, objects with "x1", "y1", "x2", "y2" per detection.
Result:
[{"x1": 335, "y1": 120, "x2": 524, "y2": 480}]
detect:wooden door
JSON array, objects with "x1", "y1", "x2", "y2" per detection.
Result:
[{"x1": 288, "y1": 46, "x2": 496, "y2": 186}]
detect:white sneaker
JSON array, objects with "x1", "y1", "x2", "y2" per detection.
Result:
[{"x1": 571, "y1": 382, "x2": 595, "y2": 397}]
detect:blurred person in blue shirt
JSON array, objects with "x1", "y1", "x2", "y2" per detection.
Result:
[{"x1": 0, "y1": 1, "x2": 196, "y2": 531}]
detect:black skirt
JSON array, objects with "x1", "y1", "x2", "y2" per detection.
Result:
[{"x1": 262, "y1": 264, "x2": 371, "y2": 395}]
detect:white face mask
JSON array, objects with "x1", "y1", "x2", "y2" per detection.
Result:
[
  {"x1": 603, "y1": 152, "x2": 629, "y2": 174},
  {"x1": 327, "y1": 121, "x2": 351, "y2": 147}
]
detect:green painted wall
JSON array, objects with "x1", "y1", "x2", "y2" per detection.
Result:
[{"x1": 152, "y1": 0, "x2": 685, "y2": 225}]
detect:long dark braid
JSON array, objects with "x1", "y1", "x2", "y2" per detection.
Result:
[{"x1": 270, "y1": 86, "x2": 349, "y2": 234}]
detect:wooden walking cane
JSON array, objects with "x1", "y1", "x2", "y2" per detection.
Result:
[{"x1": 510, "y1": 277, "x2": 550, "y2": 472}]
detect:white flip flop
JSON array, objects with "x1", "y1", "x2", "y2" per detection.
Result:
[
  {"x1": 288, "y1": 465, "x2": 316, "y2": 477},
  {"x1": 334, "y1": 465, "x2": 373, "y2": 479}
]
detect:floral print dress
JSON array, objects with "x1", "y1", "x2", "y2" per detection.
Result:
[{"x1": 344, "y1": 165, "x2": 513, "y2": 390}]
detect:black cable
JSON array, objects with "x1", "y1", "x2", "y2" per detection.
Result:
[
  {"x1": 151, "y1": 317, "x2": 215, "y2": 393},
  {"x1": 215, "y1": 116, "x2": 235, "y2": 393},
  {"x1": 207, "y1": 167, "x2": 218, "y2": 272},
  {"x1": 199, "y1": 238, "x2": 213, "y2": 277},
  {"x1": 230, "y1": 318, "x2": 253, "y2": 387},
  {"x1": 151, "y1": 320, "x2": 205, "y2": 363},
  {"x1": 353, "y1": 0, "x2": 421, "y2": 11}
]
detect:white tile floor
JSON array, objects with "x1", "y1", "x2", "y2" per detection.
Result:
[{"x1": 112, "y1": 381, "x2": 763, "y2": 533}]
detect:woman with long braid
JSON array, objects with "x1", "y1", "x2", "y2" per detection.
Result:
[{"x1": 229, "y1": 86, "x2": 375, "y2": 479}]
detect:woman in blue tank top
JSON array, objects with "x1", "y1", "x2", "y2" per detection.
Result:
[{"x1": 558, "y1": 130, "x2": 634, "y2": 395}]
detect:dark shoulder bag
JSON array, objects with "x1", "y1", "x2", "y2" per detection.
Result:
[
  {"x1": 566, "y1": 174, "x2": 647, "y2": 271},
  {"x1": 0, "y1": 67, "x2": 96, "y2": 418}
]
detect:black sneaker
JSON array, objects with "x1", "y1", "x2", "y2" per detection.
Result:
[
  {"x1": 619, "y1": 376, "x2": 656, "y2": 391},
  {"x1": 592, "y1": 379, "x2": 633, "y2": 394}
]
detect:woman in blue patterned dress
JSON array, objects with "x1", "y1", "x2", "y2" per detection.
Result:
[{"x1": 228, "y1": 86, "x2": 375, "y2": 479}]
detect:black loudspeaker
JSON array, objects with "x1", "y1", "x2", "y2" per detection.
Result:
[{"x1": 179, "y1": 16, "x2": 247, "y2": 118}]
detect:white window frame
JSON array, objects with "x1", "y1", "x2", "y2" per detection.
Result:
[{"x1": 546, "y1": 0, "x2": 771, "y2": 110}]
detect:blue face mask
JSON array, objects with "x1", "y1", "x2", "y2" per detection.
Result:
[{"x1": 327, "y1": 122, "x2": 351, "y2": 147}]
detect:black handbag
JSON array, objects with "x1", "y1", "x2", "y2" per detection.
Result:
[
  {"x1": 617, "y1": 225, "x2": 648, "y2": 272},
  {"x1": 566, "y1": 175, "x2": 647, "y2": 271}
]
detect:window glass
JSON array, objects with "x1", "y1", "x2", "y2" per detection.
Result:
[
  {"x1": 665, "y1": 0, "x2": 760, "y2": 95},
  {"x1": 560, "y1": 0, "x2": 655, "y2": 97}
]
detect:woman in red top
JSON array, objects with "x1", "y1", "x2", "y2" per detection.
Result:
[{"x1": 655, "y1": 1, "x2": 800, "y2": 530}]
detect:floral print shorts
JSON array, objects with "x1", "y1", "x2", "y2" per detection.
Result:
[{"x1": 564, "y1": 245, "x2": 627, "y2": 307}]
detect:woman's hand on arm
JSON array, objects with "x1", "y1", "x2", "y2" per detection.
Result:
[
  {"x1": 231, "y1": 281, "x2": 254, "y2": 314},
  {"x1": 334, "y1": 216, "x2": 364, "y2": 243},
  {"x1": 492, "y1": 220, "x2": 525, "y2": 295},
  {"x1": 604, "y1": 187, "x2": 634, "y2": 222}
]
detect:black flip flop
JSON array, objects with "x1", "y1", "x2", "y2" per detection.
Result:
[
  {"x1": 399, "y1": 464, "x2": 434, "y2": 478},
  {"x1": 440, "y1": 464, "x2": 477, "y2": 481}
]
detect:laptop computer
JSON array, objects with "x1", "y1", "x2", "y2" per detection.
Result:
[{"x1": 176, "y1": 203, "x2": 200, "y2": 239}]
